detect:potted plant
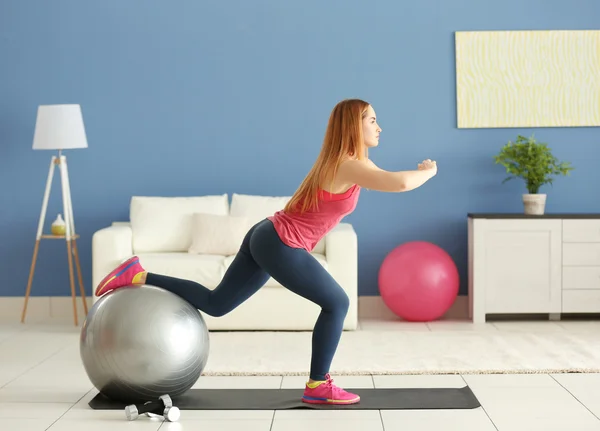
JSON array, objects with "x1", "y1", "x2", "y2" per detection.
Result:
[{"x1": 493, "y1": 134, "x2": 574, "y2": 215}]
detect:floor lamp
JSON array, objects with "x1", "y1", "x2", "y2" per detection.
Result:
[{"x1": 22, "y1": 104, "x2": 89, "y2": 326}]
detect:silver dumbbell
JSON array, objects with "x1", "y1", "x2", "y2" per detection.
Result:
[{"x1": 125, "y1": 394, "x2": 180, "y2": 422}]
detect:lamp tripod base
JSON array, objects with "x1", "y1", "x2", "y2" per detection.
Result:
[{"x1": 22, "y1": 154, "x2": 88, "y2": 325}]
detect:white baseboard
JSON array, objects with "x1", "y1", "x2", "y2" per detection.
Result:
[
  {"x1": 1, "y1": 296, "x2": 94, "y2": 324},
  {"x1": 1, "y1": 295, "x2": 469, "y2": 325}
]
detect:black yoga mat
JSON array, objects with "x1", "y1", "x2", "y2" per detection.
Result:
[{"x1": 89, "y1": 386, "x2": 480, "y2": 410}]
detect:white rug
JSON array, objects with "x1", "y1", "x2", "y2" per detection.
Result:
[{"x1": 201, "y1": 329, "x2": 600, "y2": 376}]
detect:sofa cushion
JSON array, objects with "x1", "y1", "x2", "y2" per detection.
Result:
[
  {"x1": 130, "y1": 195, "x2": 229, "y2": 253},
  {"x1": 137, "y1": 252, "x2": 225, "y2": 289},
  {"x1": 223, "y1": 252, "x2": 328, "y2": 288},
  {"x1": 230, "y1": 193, "x2": 291, "y2": 226},
  {"x1": 188, "y1": 213, "x2": 252, "y2": 256},
  {"x1": 230, "y1": 193, "x2": 326, "y2": 254}
]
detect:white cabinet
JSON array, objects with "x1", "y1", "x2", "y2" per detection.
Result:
[{"x1": 468, "y1": 215, "x2": 600, "y2": 323}]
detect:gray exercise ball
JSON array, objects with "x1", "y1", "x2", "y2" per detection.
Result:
[{"x1": 80, "y1": 285, "x2": 209, "y2": 404}]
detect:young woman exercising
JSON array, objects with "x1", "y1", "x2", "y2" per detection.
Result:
[{"x1": 95, "y1": 98, "x2": 437, "y2": 405}]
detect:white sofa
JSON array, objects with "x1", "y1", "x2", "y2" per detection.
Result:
[{"x1": 92, "y1": 193, "x2": 358, "y2": 331}]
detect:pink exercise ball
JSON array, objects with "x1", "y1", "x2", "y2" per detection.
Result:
[{"x1": 378, "y1": 241, "x2": 459, "y2": 322}]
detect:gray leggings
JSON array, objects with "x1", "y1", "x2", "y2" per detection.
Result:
[{"x1": 146, "y1": 218, "x2": 350, "y2": 381}]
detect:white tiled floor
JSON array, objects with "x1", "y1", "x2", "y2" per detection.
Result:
[{"x1": 1, "y1": 316, "x2": 600, "y2": 430}]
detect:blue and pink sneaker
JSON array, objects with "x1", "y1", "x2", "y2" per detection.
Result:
[
  {"x1": 94, "y1": 256, "x2": 146, "y2": 297},
  {"x1": 302, "y1": 374, "x2": 360, "y2": 405}
]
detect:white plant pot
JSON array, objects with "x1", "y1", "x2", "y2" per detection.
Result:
[{"x1": 522, "y1": 193, "x2": 547, "y2": 215}]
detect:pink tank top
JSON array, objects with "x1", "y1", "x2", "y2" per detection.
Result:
[{"x1": 267, "y1": 184, "x2": 361, "y2": 252}]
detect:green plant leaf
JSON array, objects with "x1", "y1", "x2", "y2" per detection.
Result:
[{"x1": 493, "y1": 134, "x2": 574, "y2": 194}]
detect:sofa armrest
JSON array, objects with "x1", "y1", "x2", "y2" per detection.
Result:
[
  {"x1": 325, "y1": 222, "x2": 358, "y2": 328},
  {"x1": 92, "y1": 223, "x2": 133, "y2": 297}
]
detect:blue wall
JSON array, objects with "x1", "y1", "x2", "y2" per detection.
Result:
[{"x1": 1, "y1": 0, "x2": 599, "y2": 298}]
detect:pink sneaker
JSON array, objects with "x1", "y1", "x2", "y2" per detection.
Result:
[
  {"x1": 302, "y1": 374, "x2": 360, "y2": 405},
  {"x1": 94, "y1": 256, "x2": 146, "y2": 297}
]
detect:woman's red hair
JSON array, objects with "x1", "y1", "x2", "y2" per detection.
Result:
[{"x1": 283, "y1": 99, "x2": 370, "y2": 214}]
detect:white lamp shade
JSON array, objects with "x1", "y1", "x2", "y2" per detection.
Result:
[{"x1": 32, "y1": 104, "x2": 88, "y2": 150}]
